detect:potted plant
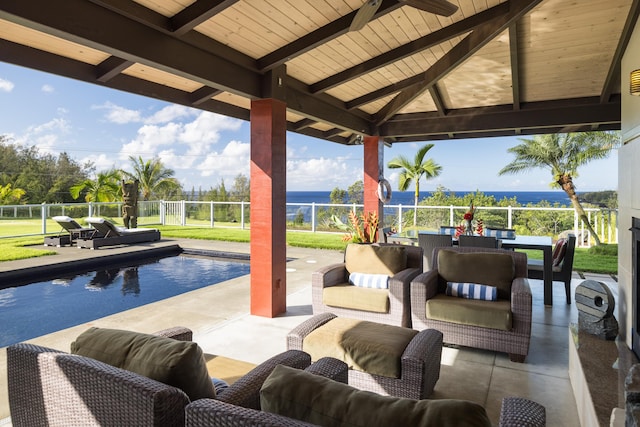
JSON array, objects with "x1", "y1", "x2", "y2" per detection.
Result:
[{"x1": 331, "y1": 211, "x2": 380, "y2": 243}]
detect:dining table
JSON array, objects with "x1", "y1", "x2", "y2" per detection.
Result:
[{"x1": 387, "y1": 231, "x2": 555, "y2": 305}]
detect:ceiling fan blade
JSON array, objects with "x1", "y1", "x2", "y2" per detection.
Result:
[
  {"x1": 402, "y1": 0, "x2": 458, "y2": 17},
  {"x1": 350, "y1": 0, "x2": 382, "y2": 32}
]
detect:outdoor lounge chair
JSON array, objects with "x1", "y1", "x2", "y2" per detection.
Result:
[
  {"x1": 76, "y1": 217, "x2": 161, "y2": 249},
  {"x1": 44, "y1": 215, "x2": 100, "y2": 247}
]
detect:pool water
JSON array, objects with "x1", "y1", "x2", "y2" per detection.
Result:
[{"x1": 0, "y1": 254, "x2": 250, "y2": 347}]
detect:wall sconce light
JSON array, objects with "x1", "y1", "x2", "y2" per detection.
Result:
[{"x1": 631, "y1": 69, "x2": 640, "y2": 96}]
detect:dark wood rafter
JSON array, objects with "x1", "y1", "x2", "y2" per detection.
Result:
[
  {"x1": 170, "y1": 0, "x2": 239, "y2": 35},
  {"x1": 257, "y1": 0, "x2": 402, "y2": 72},
  {"x1": 428, "y1": 85, "x2": 447, "y2": 116},
  {"x1": 292, "y1": 118, "x2": 317, "y2": 131},
  {"x1": 323, "y1": 128, "x2": 346, "y2": 138},
  {"x1": 189, "y1": 86, "x2": 223, "y2": 106},
  {"x1": 95, "y1": 57, "x2": 133, "y2": 82},
  {"x1": 509, "y1": 23, "x2": 521, "y2": 111},
  {"x1": 380, "y1": 96, "x2": 621, "y2": 138},
  {"x1": 373, "y1": 0, "x2": 545, "y2": 126},
  {"x1": 600, "y1": 0, "x2": 640, "y2": 103},
  {"x1": 310, "y1": 2, "x2": 510, "y2": 95},
  {"x1": 89, "y1": 0, "x2": 257, "y2": 71}
]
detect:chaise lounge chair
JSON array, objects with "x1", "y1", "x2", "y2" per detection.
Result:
[
  {"x1": 44, "y1": 215, "x2": 100, "y2": 247},
  {"x1": 76, "y1": 217, "x2": 161, "y2": 249}
]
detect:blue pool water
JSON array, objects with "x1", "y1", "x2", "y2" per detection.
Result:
[{"x1": 0, "y1": 254, "x2": 250, "y2": 347}]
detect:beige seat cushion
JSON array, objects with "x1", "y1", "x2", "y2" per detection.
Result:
[
  {"x1": 437, "y1": 250, "x2": 515, "y2": 299},
  {"x1": 205, "y1": 354, "x2": 257, "y2": 385},
  {"x1": 426, "y1": 294, "x2": 513, "y2": 331},
  {"x1": 345, "y1": 243, "x2": 407, "y2": 276},
  {"x1": 323, "y1": 284, "x2": 389, "y2": 313},
  {"x1": 71, "y1": 327, "x2": 215, "y2": 401},
  {"x1": 260, "y1": 365, "x2": 492, "y2": 427},
  {"x1": 302, "y1": 317, "x2": 418, "y2": 378}
]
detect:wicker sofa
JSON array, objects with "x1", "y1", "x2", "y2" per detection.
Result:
[
  {"x1": 185, "y1": 360, "x2": 546, "y2": 427},
  {"x1": 6, "y1": 327, "x2": 311, "y2": 427},
  {"x1": 410, "y1": 246, "x2": 532, "y2": 362},
  {"x1": 312, "y1": 243, "x2": 423, "y2": 327}
]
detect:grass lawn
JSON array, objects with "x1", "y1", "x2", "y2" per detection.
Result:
[{"x1": 0, "y1": 226, "x2": 618, "y2": 275}]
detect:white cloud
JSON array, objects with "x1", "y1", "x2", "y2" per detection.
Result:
[
  {"x1": 145, "y1": 105, "x2": 195, "y2": 124},
  {"x1": 94, "y1": 102, "x2": 142, "y2": 124},
  {"x1": 119, "y1": 122, "x2": 182, "y2": 159},
  {"x1": 41, "y1": 84, "x2": 54, "y2": 93},
  {"x1": 286, "y1": 157, "x2": 360, "y2": 190},
  {"x1": 80, "y1": 153, "x2": 117, "y2": 174},
  {"x1": 12, "y1": 118, "x2": 72, "y2": 154},
  {"x1": 0, "y1": 77, "x2": 14, "y2": 92},
  {"x1": 196, "y1": 140, "x2": 250, "y2": 178}
]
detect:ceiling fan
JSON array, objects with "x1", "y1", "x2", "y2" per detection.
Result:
[{"x1": 349, "y1": 0, "x2": 459, "y2": 32}]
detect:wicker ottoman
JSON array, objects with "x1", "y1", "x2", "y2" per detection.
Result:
[{"x1": 287, "y1": 312, "x2": 443, "y2": 399}]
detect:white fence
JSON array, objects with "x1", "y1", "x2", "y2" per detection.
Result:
[{"x1": 0, "y1": 200, "x2": 618, "y2": 247}]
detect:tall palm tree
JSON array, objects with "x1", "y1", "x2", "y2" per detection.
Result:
[
  {"x1": 69, "y1": 169, "x2": 121, "y2": 202},
  {"x1": 388, "y1": 144, "x2": 442, "y2": 226},
  {"x1": 498, "y1": 131, "x2": 620, "y2": 245},
  {"x1": 123, "y1": 156, "x2": 181, "y2": 200}
]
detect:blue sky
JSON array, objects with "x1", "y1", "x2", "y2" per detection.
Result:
[{"x1": 0, "y1": 61, "x2": 618, "y2": 193}]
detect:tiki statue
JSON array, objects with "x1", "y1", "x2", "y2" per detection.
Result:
[{"x1": 122, "y1": 179, "x2": 139, "y2": 229}]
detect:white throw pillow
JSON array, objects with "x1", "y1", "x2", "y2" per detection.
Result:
[{"x1": 446, "y1": 282, "x2": 497, "y2": 301}]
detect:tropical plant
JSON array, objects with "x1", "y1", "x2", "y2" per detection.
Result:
[
  {"x1": 498, "y1": 131, "x2": 620, "y2": 245},
  {"x1": 331, "y1": 210, "x2": 379, "y2": 243},
  {"x1": 388, "y1": 144, "x2": 442, "y2": 226},
  {"x1": 69, "y1": 169, "x2": 121, "y2": 202},
  {"x1": 0, "y1": 183, "x2": 26, "y2": 204},
  {"x1": 123, "y1": 156, "x2": 181, "y2": 201}
]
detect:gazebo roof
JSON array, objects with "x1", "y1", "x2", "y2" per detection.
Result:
[{"x1": 0, "y1": 0, "x2": 636, "y2": 145}]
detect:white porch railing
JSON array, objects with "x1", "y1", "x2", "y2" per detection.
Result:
[{"x1": 0, "y1": 200, "x2": 618, "y2": 247}]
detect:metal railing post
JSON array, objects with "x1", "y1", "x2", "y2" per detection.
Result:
[
  {"x1": 41, "y1": 202, "x2": 47, "y2": 234},
  {"x1": 507, "y1": 206, "x2": 513, "y2": 228},
  {"x1": 210, "y1": 201, "x2": 215, "y2": 228},
  {"x1": 311, "y1": 202, "x2": 316, "y2": 232},
  {"x1": 241, "y1": 201, "x2": 245, "y2": 230},
  {"x1": 397, "y1": 204, "x2": 402, "y2": 232},
  {"x1": 449, "y1": 205, "x2": 454, "y2": 226},
  {"x1": 181, "y1": 200, "x2": 186, "y2": 226}
]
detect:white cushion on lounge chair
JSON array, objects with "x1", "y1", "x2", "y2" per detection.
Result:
[{"x1": 85, "y1": 217, "x2": 156, "y2": 234}]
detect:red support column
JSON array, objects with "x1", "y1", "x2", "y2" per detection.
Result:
[
  {"x1": 249, "y1": 99, "x2": 287, "y2": 317},
  {"x1": 363, "y1": 136, "x2": 383, "y2": 229}
]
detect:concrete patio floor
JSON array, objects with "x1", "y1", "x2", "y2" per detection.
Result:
[{"x1": 0, "y1": 237, "x2": 618, "y2": 426}]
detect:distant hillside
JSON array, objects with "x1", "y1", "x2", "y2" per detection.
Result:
[{"x1": 578, "y1": 191, "x2": 617, "y2": 208}]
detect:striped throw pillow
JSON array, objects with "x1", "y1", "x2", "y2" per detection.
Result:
[
  {"x1": 446, "y1": 282, "x2": 498, "y2": 301},
  {"x1": 349, "y1": 272, "x2": 389, "y2": 289}
]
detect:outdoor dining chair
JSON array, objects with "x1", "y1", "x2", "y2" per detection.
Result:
[
  {"x1": 458, "y1": 235, "x2": 499, "y2": 248},
  {"x1": 418, "y1": 233, "x2": 453, "y2": 271}
]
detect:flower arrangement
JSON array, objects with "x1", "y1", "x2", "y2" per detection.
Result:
[
  {"x1": 455, "y1": 201, "x2": 483, "y2": 236},
  {"x1": 332, "y1": 211, "x2": 380, "y2": 243}
]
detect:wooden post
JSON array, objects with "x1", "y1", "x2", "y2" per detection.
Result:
[
  {"x1": 363, "y1": 136, "x2": 384, "y2": 232},
  {"x1": 249, "y1": 98, "x2": 287, "y2": 317}
]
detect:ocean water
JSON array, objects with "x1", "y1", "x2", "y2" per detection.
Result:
[{"x1": 286, "y1": 190, "x2": 571, "y2": 206}]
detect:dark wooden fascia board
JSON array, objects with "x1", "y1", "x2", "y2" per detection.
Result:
[
  {"x1": 380, "y1": 97, "x2": 621, "y2": 137},
  {"x1": 600, "y1": 0, "x2": 640, "y2": 103},
  {"x1": 0, "y1": 0, "x2": 262, "y2": 98},
  {"x1": 256, "y1": 0, "x2": 401, "y2": 72},
  {"x1": 374, "y1": 0, "x2": 545, "y2": 126},
  {"x1": 170, "y1": 0, "x2": 239, "y2": 35},
  {"x1": 310, "y1": 2, "x2": 510, "y2": 94}
]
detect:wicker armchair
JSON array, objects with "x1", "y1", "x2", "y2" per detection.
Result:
[
  {"x1": 7, "y1": 326, "x2": 311, "y2": 427},
  {"x1": 312, "y1": 243, "x2": 423, "y2": 327},
  {"x1": 411, "y1": 246, "x2": 532, "y2": 362}
]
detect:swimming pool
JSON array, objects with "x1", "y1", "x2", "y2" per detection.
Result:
[{"x1": 0, "y1": 253, "x2": 250, "y2": 348}]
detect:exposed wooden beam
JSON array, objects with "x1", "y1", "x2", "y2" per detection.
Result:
[
  {"x1": 292, "y1": 118, "x2": 316, "y2": 131},
  {"x1": 189, "y1": 86, "x2": 223, "y2": 106},
  {"x1": 0, "y1": 0, "x2": 262, "y2": 97},
  {"x1": 380, "y1": 97, "x2": 621, "y2": 138},
  {"x1": 600, "y1": 0, "x2": 640, "y2": 103},
  {"x1": 170, "y1": 0, "x2": 238, "y2": 35},
  {"x1": 95, "y1": 57, "x2": 133, "y2": 82},
  {"x1": 257, "y1": 0, "x2": 401, "y2": 72},
  {"x1": 373, "y1": 0, "x2": 544, "y2": 125},
  {"x1": 310, "y1": 2, "x2": 510, "y2": 94},
  {"x1": 428, "y1": 85, "x2": 447, "y2": 117}
]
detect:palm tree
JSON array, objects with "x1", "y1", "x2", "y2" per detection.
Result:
[
  {"x1": 0, "y1": 183, "x2": 26, "y2": 204},
  {"x1": 387, "y1": 144, "x2": 442, "y2": 226},
  {"x1": 498, "y1": 131, "x2": 620, "y2": 245},
  {"x1": 69, "y1": 169, "x2": 121, "y2": 202},
  {"x1": 123, "y1": 156, "x2": 181, "y2": 200}
]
